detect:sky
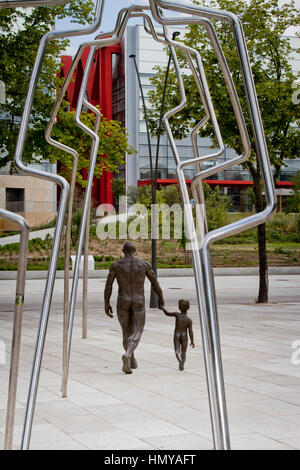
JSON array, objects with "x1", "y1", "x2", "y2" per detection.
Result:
[{"x1": 56, "y1": 0, "x2": 300, "y2": 56}]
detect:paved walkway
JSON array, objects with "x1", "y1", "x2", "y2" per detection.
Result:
[{"x1": 0, "y1": 275, "x2": 299, "y2": 450}]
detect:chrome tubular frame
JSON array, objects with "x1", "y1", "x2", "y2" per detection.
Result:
[
  {"x1": 14, "y1": 0, "x2": 106, "y2": 449},
  {"x1": 62, "y1": 45, "x2": 102, "y2": 397},
  {"x1": 0, "y1": 211, "x2": 29, "y2": 450},
  {"x1": 62, "y1": 4, "x2": 148, "y2": 398},
  {"x1": 0, "y1": 0, "x2": 63, "y2": 451},
  {"x1": 45, "y1": 6, "x2": 146, "y2": 399},
  {"x1": 149, "y1": 0, "x2": 277, "y2": 450},
  {"x1": 1, "y1": 0, "x2": 276, "y2": 451},
  {"x1": 0, "y1": 0, "x2": 67, "y2": 7},
  {"x1": 62, "y1": 3, "x2": 217, "y2": 399}
]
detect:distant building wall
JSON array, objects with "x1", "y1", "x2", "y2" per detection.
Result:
[{"x1": 0, "y1": 174, "x2": 56, "y2": 231}]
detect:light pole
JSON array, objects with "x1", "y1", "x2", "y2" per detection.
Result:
[
  {"x1": 130, "y1": 31, "x2": 180, "y2": 308},
  {"x1": 129, "y1": 54, "x2": 155, "y2": 198},
  {"x1": 150, "y1": 31, "x2": 180, "y2": 307},
  {"x1": 130, "y1": 53, "x2": 157, "y2": 308}
]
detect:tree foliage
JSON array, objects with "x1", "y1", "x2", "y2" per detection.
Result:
[
  {"x1": 127, "y1": 184, "x2": 167, "y2": 210},
  {"x1": 48, "y1": 104, "x2": 135, "y2": 186},
  {"x1": 0, "y1": 1, "x2": 94, "y2": 168},
  {"x1": 202, "y1": 183, "x2": 230, "y2": 231},
  {"x1": 112, "y1": 177, "x2": 126, "y2": 199},
  {"x1": 127, "y1": 182, "x2": 229, "y2": 232},
  {"x1": 0, "y1": 3, "x2": 135, "y2": 187},
  {"x1": 285, "y1": 170, "x2": 300, "y2": 213}
]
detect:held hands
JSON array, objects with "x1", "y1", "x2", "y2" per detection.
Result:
[{"x1": 105, "y1": 305, "x2": 113, "y2": 318}]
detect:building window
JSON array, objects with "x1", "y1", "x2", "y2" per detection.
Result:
[{"x1": 6, "y1": 188, "x2": 25, "y2": 212}]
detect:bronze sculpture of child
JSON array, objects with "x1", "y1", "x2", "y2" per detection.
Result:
[{"x1": 161, "y1": 299, "x2": 195, "y2": 371}]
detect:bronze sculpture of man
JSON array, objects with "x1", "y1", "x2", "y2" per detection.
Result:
[{"x1": 104, "y1": 241, "x2": 165, "y2": 374}]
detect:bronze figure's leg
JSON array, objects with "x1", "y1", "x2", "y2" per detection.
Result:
[
  {"x1": 130, "y1": 355, "x2": 138, "y2": 369},
  {"x1": 173, "y1": 334, "x2": 182, "y2": 368},
  {"x1": 123, "y1": 309, "x2": 145, "y2": 373},
  {"x1": 117, "y1": 308, "x2": 130, "y2": 350},
  {"x1": 127, "y1": 308, "x2": 139, "y2": 369},
  {"x1": 117, "y1": 308, "x2": 134, "y2": 374},
  {"x1": 180, "y1": 334, "x2": 188, "y2": 371},
  {"x1": 122, "y1": 355, "x2": 132, "y2": 375}
]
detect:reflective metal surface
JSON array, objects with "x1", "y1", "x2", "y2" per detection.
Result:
[
  {"x1": 14, "y1": 0, "x2": 105, "y2": 449},
  {"x1": 62, "y1": 4, "x2": 148, "y2": 398},
  {"x1": 149, "y1": 0, "x2": 277, "y2": 450},
  {"x1": 0, "y1": 0, "x2": 38, "y2": 451},
  {"x1": 1, "y1": 0, "x2": 276, "y2": 451},
  {"x1": 0, "y1": 210, "x2": 29, "y2": 450},
  {"x1": 0, "y1": 0, "x2": 67, "y2": 7}
]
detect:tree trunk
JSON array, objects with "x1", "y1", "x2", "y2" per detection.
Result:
[
  {"x1": 251, "y1": 167, "x2": 269, "y2": 303},
  {"x1": 257, "y1": 222, "x2": 269, "y2": 303}
]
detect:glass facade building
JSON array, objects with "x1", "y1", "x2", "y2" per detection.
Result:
[{"x1": 112, "y1": 25, "x2": 300, "y2": 211}]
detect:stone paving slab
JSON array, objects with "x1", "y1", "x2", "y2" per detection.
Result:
[
  {"x1": 0, "y1": 276, "x2": 299, "y2": 450},
  {"x1": 1, "y1": 266, "x2": 300, "y2": 280}
]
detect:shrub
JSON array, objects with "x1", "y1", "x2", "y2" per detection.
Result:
[
  {"x1": 285, "y1": 171, "x2": 300, "y2": 214},
  {"x1": 202, "y1": 183, "x2": 230, "y2": 231},
  {"x1": 94, "y1": 255, "x2": 104, "y2": 262}
]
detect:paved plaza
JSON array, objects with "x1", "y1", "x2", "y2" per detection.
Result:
[{"x1": 0, "y1": 273, "x2": 300, "y2": 450}]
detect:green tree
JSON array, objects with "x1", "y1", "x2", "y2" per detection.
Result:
[
  {"x1": 112, "y1": 177, "x2": 126, "y2": 211},
  {"x1": 161, "y1": 184, "x2": 182, "y2": 207},
  {"x1": 203, "y1": 183, "x2": 230, "y2": 231},
  {"x1": 0, "y1": 1, "x2": 94, "y2": 168},
  {"x1": 285, "y1": 170, "x2": 300, "y2": 213},
  {"x1": 148, "y1": 0, "x2": 300, "y2": 303},
  {"x1": 128, "y1": 184, "x2": 166, "y2": 210},
  {"x1": 48, "y1": 104, "x2": 135, "y2": 187}
]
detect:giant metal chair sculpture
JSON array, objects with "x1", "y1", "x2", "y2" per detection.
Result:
[{"x1": 0, "y1": 0, "x2": 276, "y2": 450}]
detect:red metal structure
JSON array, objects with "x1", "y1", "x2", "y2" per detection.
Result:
[
  {"x1": 60, "y1": 45, "x2": 120, "y2": 206},
  {"x1": 138, "y1": 179, "x2": 294, "y2": 189}
]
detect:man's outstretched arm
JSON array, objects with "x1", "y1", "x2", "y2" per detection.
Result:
[
  {"x1": 104, "y1": 265, "x2": 116, "y2": 318},
  {"x1": 145, "y1": 261, "x2": 165, "y2": 307}
]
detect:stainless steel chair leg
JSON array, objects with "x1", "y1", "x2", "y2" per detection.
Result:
[
  {"x1": 62, "y1": 46, "x2": 101, "y2": 397},
  {"x1": 15, "y1": 0, "x2": 105, "y2": 450},
  {"x1": 2, "y1": 0, "x2": 276, "y2": 452},
  {"x1": 61, "y1": 4, "x2": 150, "y2": 398},
  {"x1": 0, "y1": 211, "x2": 29, "y2": 450},
  {"x1": 0, "y1": 0, "x2": 68, "y2": 8},
  {"x1": 150, "y1": 0, "x2": 277, "y2": 450}
]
